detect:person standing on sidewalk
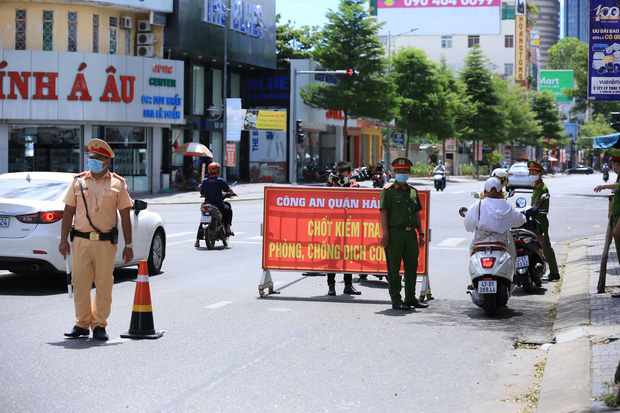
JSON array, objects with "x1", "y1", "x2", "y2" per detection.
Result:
[
  {"x1": 594, "y1": 154, "x2": 620, "y2": 264},
  {"x1": 379, "y1": 157, "x2": 428, "y2": 311},
  {"x1": 324, "y1": 161, "x2": 362, "y2": 296},
  {"x1": 59, "y1": 139, "x2": 134, "y2": 341},
  {"x1": 528, "y1": 160, "x2": 560, "y2": 281}
]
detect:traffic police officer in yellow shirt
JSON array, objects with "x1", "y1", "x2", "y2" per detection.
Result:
[
  {"x1": 379, "y1": 157, "x2": 428, "y2": 310},
  {"x1": 59, "y1": 139, "x2": 134, "y2": 341}
]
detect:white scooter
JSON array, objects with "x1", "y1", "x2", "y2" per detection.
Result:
[
  {"x1": 459, "y1": 204, "x2": 516, "y2": 317},
  {"x1": 433, "y1": 172, "x2": 446, "y2": 191}
]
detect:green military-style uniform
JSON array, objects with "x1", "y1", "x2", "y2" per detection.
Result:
[
  {"x1": 610, "y1": 172, "x2": 620, "y2": 265},
  {"x1": 528, "y1": 161, "x2": 559, "y2": 277},
  {"x1": 380, "y1": 168, "x2": 424, "y2": 304}
]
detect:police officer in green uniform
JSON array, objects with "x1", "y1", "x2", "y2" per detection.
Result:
[
  {"x1": 379, "y1": 157, "x2": 428, "y2": 310},
  {"x1": 594, "y1": 153, "x2": 620, "y2": 265},
  {"x1": 528, "y1": 160, "x2": 560, "y2": 281}
]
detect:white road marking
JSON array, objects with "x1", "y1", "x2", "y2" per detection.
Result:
[
  {"x1": 168, "y1": 239, "x2": 193, "y2": 246},
  {"x1": 167, "y1": 231, "x2": 196, "y2": 238},
  {"x1": 268, "y1": 308, "x2": 291, "y2": 313},
  {"x1": 230, "y1": 241, "x2": 262, "y2": 244},
  {"x1": 436, "y1": 237, "x2": 466, "y2": 248},
  {"x1": 204, "y1": 301, "x2": 233, "y2": 309},
  {"x1": 246, "y1": 236, "x2": 263, "y2": 240}
]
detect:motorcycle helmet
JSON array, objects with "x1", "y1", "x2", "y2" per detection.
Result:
[
  {"x1": 491, "y1": 168, "x2": 508, "y2": 187},
  {"x1": 208, "y1": 162, "x2": 221, "y2": 174}
]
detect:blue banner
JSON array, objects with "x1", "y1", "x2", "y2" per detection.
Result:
[{"x1": 588, "y1": 0, "x2": 620, "y2": 100}]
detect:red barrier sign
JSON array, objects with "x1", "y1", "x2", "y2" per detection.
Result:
[{"x1": 262, "y1": 187, "x2": 429, "y2": 275}]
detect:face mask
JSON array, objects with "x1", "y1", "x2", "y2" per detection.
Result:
[
  {"x1": 529, "y1": 174, "x2": 540, "y2": 183},
  {"x1": 88, "y1": 158, "x2": 105, "y2": 174},
  {"x1": 395, "y1": 174, "x2": 409, "y2": 183},
  {"x1": 343, "y1": 175, "x2": 350, "y2": 184}
]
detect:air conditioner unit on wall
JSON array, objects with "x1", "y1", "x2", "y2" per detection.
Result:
[
  {"x1": 137, "y1": 33, "x2": 154, "y2": 45},
  {"x1": 120, "y1": 16, "x2": 132, "y2": 29},
  {"x1": 137, "y1": 45, "x2": 154, "y2": 57},
  {"x1": 138, "y1": 20, "x2": 151, "y2": 32}
]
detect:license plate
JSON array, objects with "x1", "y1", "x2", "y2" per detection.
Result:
[
  {"x1": 478, "y1": 280, "x2": 497, "y2": 294},
  {"x1": 200, "y1": 216, "x2": 212, "y2": 223},
  {"x1": 0, "y1": 217, "x2": 8, "y2": 227},
  {"x1": 516, "y1": 255, "x2": 529, "y2": 268}
]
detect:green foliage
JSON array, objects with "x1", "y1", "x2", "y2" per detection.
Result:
[
  {"x1": 547, "y1": 38, "x2": 588, "y2": 115},
  {"x1": 409, "y1": 163, "x2": 430, "y2": 176},
  {"x1": 275, "y1": 14, "x2": 321, "y2": 70},
  {"x1": 532, "y1": 90, "x2": 566, "y2": 149},
  {"x1": 299, "y1": 0, "x2": 399, "y2": 124},
  {"x1": 483, "y1": 151, "x2": 504, "y2": 168},
  {"x1": 580, "y1": 113, "x2": 615, "y2": 157},
  {"x1": 494, "y1": 78, "x2": 541, "y2": 146},
  {"x1": 461, "y1": 164, "x2": 474, "y2": 175}
]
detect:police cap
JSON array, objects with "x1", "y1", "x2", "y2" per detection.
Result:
[
  {"x1": 391, "y1": 157, "x2": 413, "y2": 169},
  {"x1": 527, "y1": 160, "x2": 544, "y2": 173},
  {"x1": 87, "y1": 139, "x2": 115, "y2": 158}
]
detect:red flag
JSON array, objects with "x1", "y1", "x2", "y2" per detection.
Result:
[{"x1": 172, "y1": 131, "x2": 182, "y2": 150}]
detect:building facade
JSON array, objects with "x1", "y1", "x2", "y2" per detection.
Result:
[
  {"x1": 0, "y1": 0, "x2": 185, "y2": 193},
  {"x1": 564, "y1": 0, "x2": 589, "y2": 42}
]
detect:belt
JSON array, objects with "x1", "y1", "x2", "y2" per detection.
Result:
[
  {"x1": 73, "y1": 230, "x2": 113, "y2": 241},
  {"x1": 389, "y1": 225, "x2": 418, "y2": 232}
]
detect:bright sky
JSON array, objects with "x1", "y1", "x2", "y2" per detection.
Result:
[{"x1": 275, "y1": 0, "x2": 335, "y2": 28}]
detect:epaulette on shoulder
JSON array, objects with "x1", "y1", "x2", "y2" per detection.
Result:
[
  {"x1": 111, "y1": 172, "x2": 126, "y2": 181},
  {"x1": 383, "y1": 183, "x2": 394, "y2": 189},
  {"x1": 74, "y1": 171, "x2": 87, "y2": 178}
]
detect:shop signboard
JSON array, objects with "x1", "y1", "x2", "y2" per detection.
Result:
[
  {"x1": 0, "y1": 50, "x2": 184, "y2": 124},
  {"x1": 226, "y1": 98, "x2": 243, "y2": 141},
  {"x1": 539, "y1": 70, "x2": 573, "y2": 102},
  {"x1": 78, "y1": 0, "x2": 173, "y2": 12},
  {"x1": 262, "y1": 187, "x2": 430, "y2": 275},
  {"x1": 226, "y1": 142, "x2": 237, "y2": 167},
  {"x1": 243, "y1": 109, "x2": 287, "y2": 131},
  {"x1": 588, "y1": 0, "x2": 620, "y2": 100}
]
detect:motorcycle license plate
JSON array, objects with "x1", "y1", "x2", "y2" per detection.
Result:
[
  {"x1": 478, "y1": 280, "x2": 497, "y2": 294},
  {"x1": 200, "y1": 216, "x2": 212, "y2": 224},
  {"x1": 516, "y1": 255, "x2": 529, "y2": 268}
]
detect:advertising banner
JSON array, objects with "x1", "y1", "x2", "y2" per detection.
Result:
[
  {"x1": 226, "y1": 98, "x2": 243, "y2": 141},
  {"x1": 539, "y1": 70, "x2": 574, "y2": 102},
  {"x1": 588, "y1": 0, "x2": 620, "y2": 100},
  {"x1": 515, "y1": 14, "x2": 528, "y2": 86},
  {"x1": 250, "y1": 131, "x2": 286, "y2": 162},
  {"x1": 78, "y1": 0, "x2": 173, "y2": 12},
  {"x1": 243, "y1": 109, "x2": 287, "y2": 131},
  {"x1": 377, "y1": 0, "x2": 500, "y2": 8},
  {"x1": 262, "y1": 187, "x2": 430, "y2": 275},
  {"x1": 226, "y1": 142, "x2": 237, "y2": 167}
]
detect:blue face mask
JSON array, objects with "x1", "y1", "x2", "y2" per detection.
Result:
[
  {"x1": 395, "y1": 174, "x2": 409, "y2": 183},
  {"x1": 88, "y1": 158, "x2": 105, "y2": 174}
]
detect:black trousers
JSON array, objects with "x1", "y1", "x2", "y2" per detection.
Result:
[
  {"x1": 196, "y1": 202, "x2": 233, "y2": 238},
  {"x1": 327, "y1": 273, "x2": 353, "y2": 285}
]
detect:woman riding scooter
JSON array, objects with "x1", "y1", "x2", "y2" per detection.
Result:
[
  {"x1": 464, "y1": 178, "x2": 526, "y2": 289},
  {"x1": 479, "y1": 168, "x2": 509, "y2": 199}
]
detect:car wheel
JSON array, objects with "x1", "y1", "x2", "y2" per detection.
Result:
[{"x1": 147, "y1": 229, "x2": 165, "y2": 275}]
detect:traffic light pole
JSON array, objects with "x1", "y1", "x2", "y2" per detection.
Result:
[{"x1": 289, "y1": 69, "x2": 358, "y2": 185}]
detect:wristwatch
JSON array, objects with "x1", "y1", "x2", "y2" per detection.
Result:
[{"x1": 125, "y1": 243, "x2": 133, "y2": 249}]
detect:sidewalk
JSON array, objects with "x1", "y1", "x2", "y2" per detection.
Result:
[{"x1": 538, "y1": 235, "x2": 620, "y2": 412}]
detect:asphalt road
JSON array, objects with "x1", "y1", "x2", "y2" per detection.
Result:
[{"x1": 0, "y1": 173, "x2": 609, "y2": 412}]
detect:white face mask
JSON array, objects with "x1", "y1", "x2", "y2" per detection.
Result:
[
  {"x1": 395, "y1": 173, "x2": 409, "y2": 183},
  {"x1": 529, "y1": 174, "x2": 540, "y2": 183}
]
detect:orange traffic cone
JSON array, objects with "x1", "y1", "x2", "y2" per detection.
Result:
[{"x1": 121, "y1": 260, "x2": 164, "y2": 339}]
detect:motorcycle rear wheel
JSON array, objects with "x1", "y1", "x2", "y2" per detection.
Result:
[
  {"x1": 483, "y1": 294, "x2": 498, "y2": 317},
  {"x1": 205, "y1": 226, "x2": 216, "y2": 250},
  {"x1": 522, "y1": 271, "x2": 534, "y2": 293}
]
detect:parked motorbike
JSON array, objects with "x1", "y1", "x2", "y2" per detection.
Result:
[
  {"x1": 433, "y1": 172, "x2": 446, "y2": 191},
  {"x1": 512, "y1": 196, "x2": 548, "y2": 292},
  {"x1": 459, "y1": 204, "x2": 515, "y2": 317},
  {"x1": 198, "y1": 193, "x2": 236, "y2": 249}
]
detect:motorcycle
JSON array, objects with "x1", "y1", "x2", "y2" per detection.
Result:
[
  {"x1": 198, "y1": 193, "x2": 236, "y2": 249},
  {"x1": 434, "y1": 172, "x2": 446, "y2": 191},
  {"x1": 512, "y1": 196, "x2": 549, "y2": 293},
  {"x1": 371, "y1": 167, "x2": 385, "y2": 188},
  {"x1": 603, "y1": 170, "x2": 610, "y2": 182},
  {"x1": 460, "y1": 203, "x2": 516, "y2": 317}
]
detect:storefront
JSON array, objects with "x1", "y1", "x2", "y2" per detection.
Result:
[{"x1": 0, "y1": 50, "x2": 184, "y2": 192}]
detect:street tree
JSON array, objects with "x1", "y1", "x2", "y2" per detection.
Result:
[
  {"x1": 547, "y1": 37, "x2": 589, "y2": 114},
  {"x1": 532, "y1": 90, "x2": 567, "y2": 156},
  {"x1": 275, "y1": 14, "x2": 321, "y2": 70},
  {"x1": 299, "y1": 0, "x2": 399, "y2": 162},
  {"x1": 459, "y1": 46, "x2": 506, "y2": 176},
  {"x1": 495, "y1": 78, "x2": 541, "y2": 150}
]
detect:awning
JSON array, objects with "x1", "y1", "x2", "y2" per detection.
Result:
[{"x1": 593, "y1": 132, "x2": 620, "y2": 149}]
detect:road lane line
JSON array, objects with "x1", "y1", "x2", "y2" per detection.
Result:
[
  {"x1": 246, "y1": 235, "x2": 263, "y2": 240},
  {"x1": 204, "y1": 301, "x2": 233, "y2": 309},
  {"x1": 436, "y1": 237, "x2": 466, "y2": 248},
  {"x1": 167, "y1": 231, "x2": 196, "y2": 238}
]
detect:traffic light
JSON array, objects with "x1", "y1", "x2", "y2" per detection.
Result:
[
  {"x1": 296, "y1": 119, "x2": 305, "y2": 144},
  {"x1": 612, "y1": 112, "x2": 620, "y2": 132},
  {"x1": 345, "y1": 69, "x2": 359, "y2": 77}
]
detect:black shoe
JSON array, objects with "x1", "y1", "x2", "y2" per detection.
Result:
[
  {"x1": 327, "y1": 284, "x2": 336, "y2": 296},
  {"x1": 343, "y1": 285, "x2": 362, "y2": 295},
  {"x1": 405, "y1": 298, "x2": 429, "y2": 309},
  {"x1": 467, "y1": 283, "x2": 474, "y2": 290},
  {"x1": 226, "y1": 231, "x2": 235, "y2": 236},
  {"x1": 92, "y1": 326, "x2": 109, "y2": 341},
  {"x1": 547, "y1": 273, "x2": 561, "y2": 281},
  {"x1": 392, "y1": 300, "x2": 411, "y2": 311},
  {"x1": 64, "y1": 326, "x2": 89, "y2": 338}
]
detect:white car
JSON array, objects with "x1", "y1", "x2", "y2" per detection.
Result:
[
  {"x1": 507, "y1": 162, "x2": 534, "y2": 190},
  {"x1": 0, "y1": 172, "x2": 166, "y2": 275}
]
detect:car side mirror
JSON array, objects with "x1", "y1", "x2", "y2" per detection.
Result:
[
  {"x1": 471, "y1": 192, "x2": 480, "y2": 199},
  {"x1": 515, "y1": 197, "x2": 526, "y2": 208},
  {"x1": 459, "y1": 207, "x2": 468, "y2": 217},
  {"x1": 132, "y1": 199, "x2": 148, "y2": 214}
]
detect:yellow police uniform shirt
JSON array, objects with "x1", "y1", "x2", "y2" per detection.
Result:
[{"x1": 63, "y1": 170, "x2": 133, "y2": 233}]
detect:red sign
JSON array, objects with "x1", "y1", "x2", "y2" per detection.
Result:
[
  {"x1": 262, "y1": 187, "x2": 429, "y2": 275},
  {"x1": 226, "y1": 143, "x2": 236, "y2": 167}
]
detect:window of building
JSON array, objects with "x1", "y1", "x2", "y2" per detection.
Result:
[
  {"x1": 42, "y1": 11, "x2": 53, "y2": 51},
  {"x1": 504, "y1": 63, "x2": 514, "y2": 77},
  {"x1": 468, "y1": 35, "x2": 480, "y2": 48},
  {"x1": 193, "y1": 65, "x2": 205, "y2": 115},
  {"x1": 505, "y1": 35, "x2": 514, "y2": 48},
  {"x1": 109, "y1": 17, "x2": 118, "y2": 54},
  {"x1": 68, "y1": 12, "x2": 77, "y2": 52},
  {"x1": 125, "y1": 29, "x2": 131, "y2": 55},
  {"x1": 15, "y1": 9, "x2": 26, "y2": 50},
  {"x1": 441, "y1": 36, "x2": 453, "y2": 49},
  {"x1": 93, "y1": 14, "x2": 99, "y2": 53},
  {"x1": 502, "y1": 5, "x2": 515, "y2": 20}
]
